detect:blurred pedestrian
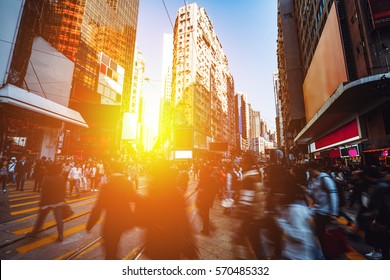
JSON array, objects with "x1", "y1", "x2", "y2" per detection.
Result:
[
  {"x1": 196, "y1": 163, "x2": 218, "y2": 235},
  {"x1": 236, "y1": 152, "x2": 267, "y2": 259},
  {"x1": 68, "y1": 163, "x2": 82, "y2": 196},
  {"x1": 306, "y1": 161, "x2": 339, "y2": 259},
  {"x1": 7, "y1": 157, "x2": 17, "y2": 187},
  {"x1": 86, "y1": 162, "x2": 136, "y2": 260},
  {"x1": 271, "y1": 167, "x2": 324, "y2": 259},
  {"x1": 360, "y1": 166, "x2": 390, "y2": 260},
  {"x1": 139, "y1": 159, "x2": 198, "y2": 259},
  {"x1": 26, "y1": 163, "x2": 67, "y2": 241},
  {"x1": 177, "y1": 167, "x2": 190, "y2": 194},
  {"x1": 15, "y1": 156, "x2": 30, "y2": 191},
  {"x1": 33, "y1": 156, "x2": 47, "y2": 192},
  {"x1": 1, "y1": 159, "x2": 8, "y2": 192},
  {"x1": 222, "y1": 163, "x2": 241, "y2": 214}
]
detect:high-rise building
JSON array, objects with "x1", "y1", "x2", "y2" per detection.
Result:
[
  {"x1": 234, "y1": 92, "x2": 250, "y2": 151},
  {"x1": 41, "y1": 0, "x2": 139, "y2": 157},
  {"x1": 158, "y1": 33, "x2": 174, "y2": 158},
  {"x1": 122, "y1": 45, "x2": 145, "y2": 155},
  {"x1": 273, "y1": 71, "x2": 285, "y2": 148},
  {"x1": 0, "y1": 0, "x2": 92, "y2": 159},
  {"x1": 250, "y1": 108, "x2": 261, "y2": 146},
  {"x1": 279, "y1": 0, "x2": 390, "y2": 165},
  {"x1": 276, "y1": 0, "x2": 306, "y2": 157},
  {"x1": 170, "y1": 3, "x2": 235, "y2": 159}
]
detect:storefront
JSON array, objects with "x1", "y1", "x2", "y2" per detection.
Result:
[
  {"x1": 0, "y1": 84, "x2": 88, "y2": 161},
  {"x1": 295, "y1": 73, "x2": 390, "y2": 166}
]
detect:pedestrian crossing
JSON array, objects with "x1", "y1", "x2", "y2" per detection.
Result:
[{"x1": 0, "y1": 180, "x2": 376, "y2": 260}]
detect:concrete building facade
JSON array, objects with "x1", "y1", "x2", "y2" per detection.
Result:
[
  {"x1": 278, "y1": 0, "x2": 390, "y2": 165},
  {"x1": 170, "y1": 3, "x2": 235, "y2": 159}
]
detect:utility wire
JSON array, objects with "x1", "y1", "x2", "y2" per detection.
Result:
[{"x1": 161, "y1": 0, "x2": 174, "y2": 29}]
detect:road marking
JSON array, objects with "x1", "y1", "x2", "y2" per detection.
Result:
[
  {"x1": 12, "y1": 210, "x2": 92, "y2": 235},
  {"x1": 10, "y1": 195, "x2": 96, "y2": 209},
  {"x1": 16, "y1": 219, "x2": 103, "y2": 254},
  {"x1": 9, "y1": 195, "x2": 40, "y2": 202},
  {"x1": 8, "y1": 191, "x2": 35, "y2": 198},
  {"x1": 13, "y1": 200, "x2": 94, "y2": 223},
  {"x1": 11, "y1": 195, "x2": 96, "y2": 215}
]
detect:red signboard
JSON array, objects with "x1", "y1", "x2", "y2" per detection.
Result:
[
  {"x1": 315, "y1": 120, "x2": 359, "y2": 150},
  {"x1": 368, "y1": 0, "x2": 390, "y2": 28}
]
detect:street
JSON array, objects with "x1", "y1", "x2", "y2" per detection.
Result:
[{"x1": 0, "y1": 177, "x2": 376, "y2": 260}]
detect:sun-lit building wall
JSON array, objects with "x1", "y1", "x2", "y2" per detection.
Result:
[
  {"x1": 171, "y1": 3, "x2": 235, "y2": 158},
  {"x1": 40, "y1": 0, "x2": 139, "y2": 157},
  {"x1": 122, "y1": 46, "x2": 145, "y2": 148}
]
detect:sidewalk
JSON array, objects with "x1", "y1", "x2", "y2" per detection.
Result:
[{"x1": 193, "y1": 200, "x2": 256, "y2": 260}]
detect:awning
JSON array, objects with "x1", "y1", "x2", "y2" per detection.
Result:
[
  {"x1": 0, "y1": 84, "x2": 88, "y2": 128},
  {"x1": 295, "y1": 72, "x2": 390, "y2": 144}
]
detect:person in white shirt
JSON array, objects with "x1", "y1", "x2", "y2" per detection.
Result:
[
  {"x1": 68, "y1": 163, "x2": 82, "y2": 196},
  {"x1": 7, "y1": 157, "x2": 17, "y2": 187}
]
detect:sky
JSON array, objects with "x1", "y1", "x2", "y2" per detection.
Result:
[{"x1": 136, "y1": 0, "x2": 278, "y2": 132}]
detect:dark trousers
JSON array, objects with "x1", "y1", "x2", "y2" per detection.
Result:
[
  {"x1": 1, "y1": 175, "x2": 7, "y2": 190},
  {"x1": 34, "y1": 175, "x2": 45, "y2": 192},
  {"x1": 16, "y1": 173, "x2": 27, "y2": 191},
  {"x1": 103, "y1": 230, "x2": 122, "y2": 260},
  {"x1": 314, "y1": 212, "x2": 331, "y2": 258},
  {"x1": 69, "y1": 179, "x2": 79, "y2": 196},
  {"x1": 32, "y1": 206, "x2": 64, "y2": 238},
  {"x1": 199, "y1": 208, "x2": 210, "y2": 232}
]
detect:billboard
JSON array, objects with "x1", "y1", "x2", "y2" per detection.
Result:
[
  {"x1": 368, "y1": 0, "x2": 390, "y2": 28},
  {"x1": 303, "y1": 3, "x2": 348, "y2": 122},
  {"x1": 340, "y1": 145, "x2": 360, "y2": 158}
]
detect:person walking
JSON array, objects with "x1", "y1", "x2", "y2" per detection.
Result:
[
  {"x1": 236, "y1": 152, "x2": 267, "y2": 259},
  {"x1": 360, "y1": 166, "x2": 390, "y2": 260},
  {"x1": 33, "y1": 156, "x2": 47, "y2": 192},
  {"x1": 196, "y1": 163, "x2": 218, "y2": 235},
  {"x1": 68, "y1": 163, "x2": 82, "y2": 196},
  {"x1": 86, "y1": 162, "x2": 136, "y2": 259},
  {"x1": 223, "y1": 163, "x2": 241, "y2": 214},
  {"x1": 306, "y1": 161, "x2": 339, "y2": 259},
  {"x1": 15, "y1": 156, "x2": 30, "y2": 191},
  {"x1": 271, "y1": 167, "x2": 324, "y2": 259},
  {"x1": 0, "y1": 159, "x2": 8, "y2": 193},
  {"x1": 26, "y1": 163, "x2": 67, "y2": 241},
  {"x1": 139, "y1": 159, "x2": 198, "y2": 260},
  {"x1": 7, "y1": 157, "x2": 17, "y2": 187}
]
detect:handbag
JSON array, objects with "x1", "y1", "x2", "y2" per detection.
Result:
[
  {"x1": 323, "y1": 227, "x2": 349, "y2": 259},
  {"x1": 221, "y1": 198, "x2": 234, "y2": 208},
  {"x1": 62, "y1": 204, "x2": 74, "y2": 220}
]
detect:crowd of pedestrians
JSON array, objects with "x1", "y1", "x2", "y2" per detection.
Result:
[{"x1": 1, "y1": 153, "x2": 389, "y2": 260}]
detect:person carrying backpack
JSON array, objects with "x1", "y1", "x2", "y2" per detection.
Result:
[{"x1": 306, "y1": 162, "x2": 339, "y2": 259}]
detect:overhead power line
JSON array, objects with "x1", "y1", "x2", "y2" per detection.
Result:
[{"x1": 161, "y1": 0, "x2": 174, "y2": 29}]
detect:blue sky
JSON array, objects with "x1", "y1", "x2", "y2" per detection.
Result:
[{"x1": 136, "y1": 0, "x2": 278, "y2": 130}]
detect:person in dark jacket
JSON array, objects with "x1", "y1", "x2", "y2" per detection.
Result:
[
  {"x1": 33, "y1": 156, "x2": 47, "y2": 192},
  {"x1": 15, "y1": 156, "x2": 31, "y2": 191},
  {"x1": 26, "y1": 163, "x2": 67, "y2": 241},
  {"x1": 0, "y1": 159, "x2": 8, "y2": 192},
  {"x1": 139, "y1": 159, "x2": 198, "y2": 259},
  {"x1": 196, "y1": 163, "x2": 218, "y2": 235},
  {"x1": 86, "y1": 161, "x2": 136, "y2": 260}
]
